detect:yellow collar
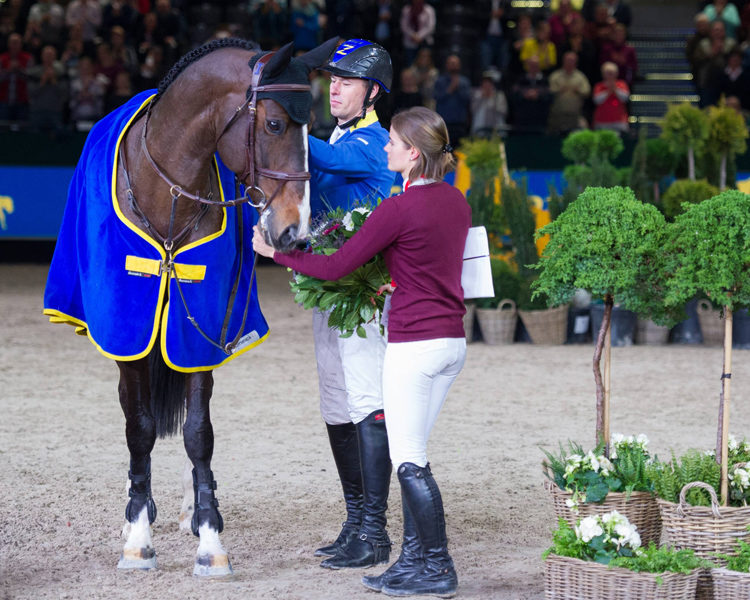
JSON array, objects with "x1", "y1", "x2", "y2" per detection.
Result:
[{"x1": 350, "y1": 110, "x2": 379, "y2": 131}]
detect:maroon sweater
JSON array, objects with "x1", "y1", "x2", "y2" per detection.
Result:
[{"x1": 274, "y1": 181, "x2": 471, "y2": 342}]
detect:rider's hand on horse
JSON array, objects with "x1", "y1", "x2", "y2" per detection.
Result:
[{"x1": 252, "y1": 225, "x2": 276, "y2": 258}]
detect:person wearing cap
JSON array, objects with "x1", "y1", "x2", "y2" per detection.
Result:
[{"x1": 306, "y1": 38, "x2": 396, "y2": 571}]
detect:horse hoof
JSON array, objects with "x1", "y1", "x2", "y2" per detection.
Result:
[
  {"x1": 193, "y1": 553, "x2": 233, "y2": 577},
  {"x1": 117, "y1": 547, "x2": 157, "y2": 570}
]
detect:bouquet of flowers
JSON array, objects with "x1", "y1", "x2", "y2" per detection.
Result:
[
  {"x1": 289, "y1": 203, "x2": 391, "y2": 338},
  {"x1": 542, "y1": 434, "x2": 653, "y2": 511}
]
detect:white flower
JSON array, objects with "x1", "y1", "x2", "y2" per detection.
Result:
[
  {"x1": 729, "y1": 435, "x2": 739, "y2": 451},
  {"x1": 586, "y1": 451, "x2": 601, "y2": 472},
  {"x1": 611, "y1": 433, "x2": 625, "y2": 445},
  {"x1": 577, "y1": 516, "x2": 603, "y2": 543},
  {"x1": 342, "y1": 207, "x2": 370, "y2": 231},
  {"x1": 565, "y1": 498, "x2": 576, "y2": 509},
  {"x1": 636, "y1": 433, "x2": 649, "y2": 447},
  {"x1": 614, "y1": 522, "x2": 641, "y2": 549}
]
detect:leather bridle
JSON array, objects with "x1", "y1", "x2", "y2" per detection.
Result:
[{"x1": 138, "y1": 50, "x2": 312, "y2": 213}]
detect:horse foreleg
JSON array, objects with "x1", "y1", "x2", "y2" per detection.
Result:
[
  {"x1": 117, "y1": 358, "x2": 158, "y2": 570},
  {"x1": 184, "y1": 371, "x2": 232, "y2": 577},
  {"x1": 178, "y1": 457, "x2": 194, "y2": 532}
]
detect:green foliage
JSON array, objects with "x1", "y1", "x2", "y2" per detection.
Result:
[
  {"x1": 647, "y1": 450, "x2": 721, "y2": 505},
  {"x1": 543, "y1": 513, "x2": 641, "y2": 565},
  {"x1": 474, "y1": 258, "x2": 522, "y2": 309},
  {"x1": 662, "y1": 190, "x2": 750, "y2": 311},
  {"x1": 531, "y1": 187, "x2": 670, "y2": 321},
  {"x1": 542, "y1": 518, "x2": 589, "y2": 561},
  {"x1": 660, "y1": 103, "x2": 710, "y2": 160},
  {"x1": 707, "y1": 104, "x2": 748, "y2": 157},
  {"x1": 715, "y1": 532, "x2": 750, "y2": 572},
  {"x1": 501, "y1": 178, "x2": 538, "y2": 280},
  {"x1": 518, "y1": 276, "x2": 551, "y2": 310},
  {"x1": 609, "y1": 543, "x2": 712, "y2": 574},
  {"x1": 289, "y1": 205, "x2": 390, "y2": 338},
  {"x1": 561, "y1": 129, "x2": 623, "y2": 165},
  {"x1": 645, "y1": 138, "x2": 676, "y2": 184},
  {"x1": 462, "y1": 138, "x2": 505, "y2": 232},
  {"x1": 661, "y1": 178, "x2": 718, "y2": 220}
]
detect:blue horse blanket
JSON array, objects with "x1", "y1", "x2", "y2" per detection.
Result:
[{"x1": 43, "y1": 90, "x2": 269, "y2": 372}]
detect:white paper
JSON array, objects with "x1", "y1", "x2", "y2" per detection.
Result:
[{"x1": 461, "y1": 226, "x2": 495, "y2": 299}]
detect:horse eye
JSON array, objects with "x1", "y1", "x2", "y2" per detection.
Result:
[{"x1": 266, "y1": 119, "x2": 285, "y2": 135}]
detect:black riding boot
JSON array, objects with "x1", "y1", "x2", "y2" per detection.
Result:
[
  {"x1": 362, "y1": 487, "x2": 423, "y2": 591},
  {"x1": 382, "y1": 462, "x2": 457, "y2": 598},
  {"x1": 314, "y1": 422, "x2": 364, "y2": 557},
  {"x1": 321, "y1": 409, "x2": 392, "y2": 569}
]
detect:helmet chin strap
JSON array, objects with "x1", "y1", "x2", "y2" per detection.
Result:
[{"x1": 338, "y1": 80, "x2": 379, "y2": 130}]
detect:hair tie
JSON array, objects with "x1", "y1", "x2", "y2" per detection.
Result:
[{"x1": 442, "y1": 144, "x2": 453, "y2": 154}]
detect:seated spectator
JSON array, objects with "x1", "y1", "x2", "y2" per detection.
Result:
[
  {"x1": 25, "y1": 0, "x2": 66, "y2": 55},
  {"x1": 703, "y1": 0, "x2": 740, "y2": 40},
  {"x1": 549, "y1": 0, "x2": 580, "y2": 48},
  {"x1": 27, "y1": 44, "x2": 66, "y2": 132},
  {"x1": 290, "y1": 0, "x2": 320, "y2": 52},
  {"x1": 687, "y1": 13, "x2": 712, "y2": 79},
  {"x1": 604, "y1": 0, "x2": 631, "y2": 28},
  {"x1": 104, "y1": 69, "x2": 133, "y2": 114},
  {"x1": 433, "y1": 53, "x2": 472, "y2": 144},
  {"x1": 393, "y1": 67, "x2": 424, "y2": 113},
  {"x1": 480, "y1": 0, "x2": 509, "y2": 71},
  {"x1": 154, "y1": 0, "x2": 184, "y2": 63},
  {"x1": 584, "y1": 2, "x2": 614, "y2": 50},
  {"x1": 470, "y1": 67, "x2": 508, "y2": 137},
  {"x1": 695, "y1": 20, "x2": 736, "y2": 106},
  {"x1": 520, "y1": 20, "x2": 557, "y2": 75},
  {"x1": 413, "y1": 47, "x2": 438, "y2": 109},
  {"x1": 252, "y1": 0, "x2": 287, "y2": 50},
  {"x1": 508, "y1": 12, "x2": 535, "y2": 79},
  {"x1": 0, "y1": 32, "x2": 34, "y2": 121},
  {"x1": 400, "y1": 0, "x2": 436, "y2": 66},
  {"x1": 309, "y1": 68, "x2": 335, "y2": 139},
  {"x1": 135, "y1": 11, "x2": 159, "y2": 63},
  {"x1": 720, "y1": 49, "x2": 750, "y2": 109},
  {"x1": 60, "y1": 24, "x2": 86, "y2": 79},
  {"x1": 372, "y1": 0, "x2": 396, "y2": 49},
  {"x1": 548, "y1": 51, "x2": 591, "y2": 134},
  {"x1": 136, "y1": 44, "x2": 165, "y2": 91},
  {"x1": 65, "y1": 0, "x2": 102, "y2": 46},
  {"x1": 69, "y1": 55, "x2": 105, "y2": 127},
  {"x1": 599, "y1": 23, "x2": 637, "y2": 86},
  {"x1": 101, "y1": 0, "x2": 138, "y2": 40},
  {"x1": 592, "y1": 61, "x2": 629, "y2": 133},
  {"x1": 94, "y1": 42, "x2": 123, "y2": 97},
  {"x1": 510, "y1": 56, "x2": 551, "y2": 132},
  {"x1": 109, "y1": 25, "x2": 138, "y2": 77},
  {"x1": 561, "y1": 13, "x2": 598, "y2": 83}
]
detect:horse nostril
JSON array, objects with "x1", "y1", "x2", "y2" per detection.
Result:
[{"x1": 277, "y1": 225, "x2": 298, "y2": 252}]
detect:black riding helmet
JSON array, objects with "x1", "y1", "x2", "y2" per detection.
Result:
[{"x1": 323, "y1": 39, "x2": 392, "y2": 128}]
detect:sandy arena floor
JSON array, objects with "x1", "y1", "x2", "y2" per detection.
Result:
[{"x1": 1, "y1": 263, "x2": 748, "y2": 600}]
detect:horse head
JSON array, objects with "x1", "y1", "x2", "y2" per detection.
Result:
[{"x1": 216, "y1": 38, "x2": 339, "y2": 253}]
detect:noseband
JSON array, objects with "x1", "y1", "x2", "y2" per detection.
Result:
[{"x1": 139, "y1": 50, "x2": 312, "y2": 214}]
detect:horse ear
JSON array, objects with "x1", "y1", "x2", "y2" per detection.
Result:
[
  {"x1": 297, "y1": 37, "x2": 340, "y2": 72},
  {"x1": 263, "y1": 42, "x2": 295, "y2": 79}
]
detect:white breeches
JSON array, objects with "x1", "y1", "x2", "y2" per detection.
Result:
[
  {"x1": 312, "y1": 307, "x2": 386, "y2": 425},
  {"x1": 382, "y1": 337, "x2": 466, "y2": 468}
]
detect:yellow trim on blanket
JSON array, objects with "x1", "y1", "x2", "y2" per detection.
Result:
[
  {"x1": 125, "y1": 255, "x2": 161, "y2": 276},
  {"x1": 173, "y1": 263, "x2": 206, "y2": 281},
  {"x1": 158, "y1": 300, "x2": 270, "y2": 373}
]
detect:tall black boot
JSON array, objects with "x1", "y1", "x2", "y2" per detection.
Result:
[
  {"x1": 314, "y1": 422, "x2": 364, "y2": 557},
  {"x1": 382, "y1": 462, "x2": 458, "y2": 598},
  {"x1": 362, "y1": 487, "x2": 423, "y2": 591},
  {"x1": 321, "y1": 409, "x2": 392, "y2": 569}
]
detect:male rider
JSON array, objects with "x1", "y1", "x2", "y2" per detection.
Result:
[{"x1": 307, "y1": 39, "x2": 395, "y2": 570}]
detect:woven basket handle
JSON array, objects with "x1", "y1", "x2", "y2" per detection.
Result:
[
  {"x1": 678, "y1": 481, "x2": 721, "y2": 518},
  {"x1": 497, "y1": 299, "x2": 516, "y2": 312}
]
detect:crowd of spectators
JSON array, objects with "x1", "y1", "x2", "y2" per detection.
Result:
[{"x1": 0, "y1": 1, "x2": 746, "y2": 140}]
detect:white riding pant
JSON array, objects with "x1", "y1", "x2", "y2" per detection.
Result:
[
  {"x1": 312, "y1": 307, "x2": 386, "y2": 425},
  {"x1": 382, "y1": 337, "x2": 466, "y2": 468}
]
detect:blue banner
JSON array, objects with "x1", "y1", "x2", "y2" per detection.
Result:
[{"x1": 0, "y1": 166, "x2": 74, "y2": 239}]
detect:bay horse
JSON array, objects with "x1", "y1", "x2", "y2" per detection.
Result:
[{"x1": 43, "y1": 36, "x2": 339, "y2": 576}]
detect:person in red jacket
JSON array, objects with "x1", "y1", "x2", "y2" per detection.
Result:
[
  {"x1": 0, "y1": 33, "x2": 34, "y2": 121},
  {"x1": 592, "y1": 61, "x2": 630, "y2": 133},
  {"x1": 253, "y1": 106, "x2": 470, "y2": 598}
]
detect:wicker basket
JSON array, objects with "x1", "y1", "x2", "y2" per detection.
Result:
[
  {"x1": 711, "y1": 567, "x2": 750, "y2": 600},
  {"x1": 636, "y1": 318, "x2": 670, "y2": 345},
  {"x1": 476, "y1": 299, "x2": 517, "y2": 345},
  {"x1": 544, "y1": 481, "x2": 662, "y2": 546},
  {"x1": 519, "y1": 304, "x2": 568, "y2": 345},
  {"x1": 544, "y1": 554, "x2": 701, "y2": 600},
  {"x1": 697, "y1": 299, "x2": 724, "y2": 346},
  {"x1": 463, "y1": 303, "x2": 476, "y2": 342},
  {"x1": 658, "y1": 481, "x2": 750, "y2": 600}
]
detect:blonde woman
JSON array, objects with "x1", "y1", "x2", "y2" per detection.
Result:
[{"x1": 254, "y1": 106, "x2": 470, "y2": 597}]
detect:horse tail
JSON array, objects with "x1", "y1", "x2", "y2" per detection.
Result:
[{"x1": 148, "y1": 344, "x2": 186, "y2": 438}]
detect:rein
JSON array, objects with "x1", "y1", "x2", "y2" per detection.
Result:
[{"x1": 120, "y1": 51, "x2": 312, "y2": 355}]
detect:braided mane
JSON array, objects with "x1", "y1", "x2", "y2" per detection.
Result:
[{"x1": 156, "y1": 38, "x2": 259, "y2": 99}]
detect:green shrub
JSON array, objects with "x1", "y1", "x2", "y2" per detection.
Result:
[
  {"x1": 647, "y1": 450, "x2": 721, "y2": 506},
  {"x1": 661, "y1": 178, "x2": 718, "y2": 220}
]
